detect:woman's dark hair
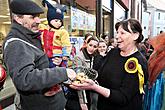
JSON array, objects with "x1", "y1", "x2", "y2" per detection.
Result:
[
  {"x1": 115, "y1": 21, "x2": 121, "y2": 31},
  {"x1": 109, "y1": 38, "x2": 115, "y2": 45},
  {"x1": 86, "y1": 37, "x2": 99, "y2": 44},
  {"x1": 117, "y1": 18, "x2": 144, "y2": 43},
  {"x1": 99, "y1": 39, "x2": 107, "y2": 44},
  {"x1": 101, "y1": 34, "x2": 108, "y2": 39},
  {"x1": 84, "y1": 33, "x2": 93, "y2": 41}
]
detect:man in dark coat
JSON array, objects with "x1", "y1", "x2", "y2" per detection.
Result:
[{"x1": 2, "y1": 0, "x2": 76, "y2": 110}]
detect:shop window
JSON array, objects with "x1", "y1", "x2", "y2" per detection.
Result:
[
  {"x1": 103, "y1": 10, "x2": 110, "y2": 37},
  {"x1": 158, "y1": 13, "x2": 160, "y2": 20},
  {"x1": 157, "y1": 27, "x2": 160, "y2": 35}
]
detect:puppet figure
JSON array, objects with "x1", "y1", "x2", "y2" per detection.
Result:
[
  {"x1": 41, "y1": 0, "x2": 71, "y2": 96},
  {"x1": 41, "y1": 0, "x2": 71, "y2": 68}
]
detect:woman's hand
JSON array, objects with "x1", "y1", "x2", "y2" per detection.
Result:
[
  {"x1": 70, "y1": 79, "x2": 111, "y2": 98},
  {"x1": 70, "y1": 79, "x2": 96, "y2": 91}
]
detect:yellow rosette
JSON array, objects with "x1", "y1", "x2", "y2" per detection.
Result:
[
  {"x1": 124, "y1": 57, "x2": 138, "y2": 73},
  {"x1": 124, "y1": 57, "x2": 145, "y2": 94}
]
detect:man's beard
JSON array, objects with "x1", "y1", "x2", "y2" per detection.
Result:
[{"x1": 22, "y1": 22, "x2": 39, "y2": 32}]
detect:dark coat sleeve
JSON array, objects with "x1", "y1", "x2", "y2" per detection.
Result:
[
  {"x1": 3, "y1": 41, "x2": 68, "y2": 91},
  {"x1": 93, "y1": 54, "x2": 104, "y2": 71},
  {"x1": 108, "y1": 73, "x2": 140, "y2": 106}
]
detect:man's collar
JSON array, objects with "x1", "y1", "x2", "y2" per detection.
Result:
[{"x1": 12, "y1": 21, "x2": 41, "y2": 39}]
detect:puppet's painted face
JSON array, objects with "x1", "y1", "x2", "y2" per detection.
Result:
[{"x1": 50, "y1": 19, "x2": 62, "y2": 29}]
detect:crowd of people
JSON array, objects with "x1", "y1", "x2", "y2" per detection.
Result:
[{"x1": 0, "y1": 0, "x2": 165, "y2": 110}]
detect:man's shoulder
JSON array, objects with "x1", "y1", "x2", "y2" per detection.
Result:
[
  {"x1": 3, "y1": 38, "x2": 24, "y2": 49},
  {"x1": 2, "y1": 32, "x2": 14, "y2": 47}
]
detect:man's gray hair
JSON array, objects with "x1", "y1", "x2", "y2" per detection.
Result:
[{"x1": 12, "y1": 13, "x2": 24, "y2": 18}]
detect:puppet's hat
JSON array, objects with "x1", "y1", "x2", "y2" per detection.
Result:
[{"x1": 42, "y1": 0, "x2": 66, "y2": 22}]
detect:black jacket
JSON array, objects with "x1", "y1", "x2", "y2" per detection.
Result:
[
  {"x1": 97, "y1": 48, "x2": 148, "y2": 110},
  {"x1": 3, "y1": 22, "x2": 68, "y2": 110}
]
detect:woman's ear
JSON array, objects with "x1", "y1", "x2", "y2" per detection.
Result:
[{"x1": 133, "y1": 33, "x2": 139, "y2": 41}]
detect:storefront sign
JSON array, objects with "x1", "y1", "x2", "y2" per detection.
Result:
[{"x1": 71, "y1": 7, "x2": 96, "y2": 31}]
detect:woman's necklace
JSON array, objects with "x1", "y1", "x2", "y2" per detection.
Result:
[{"x1": 120, "y1": 47, "x2": 138, "y2": 57}]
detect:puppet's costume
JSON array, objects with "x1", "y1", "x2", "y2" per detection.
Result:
[
  {"x1": 40, "y1": 28, "x2": 71, "y2": 67},
  {"x1": 41, "y1": 0, "x2": 71, "y2": 96},
  {"x1": 143, "y1": 33, "x2": 165, "y2": 110},
  {"x1": 41, "y1": 0, "x2": 71, "y2": 68}
]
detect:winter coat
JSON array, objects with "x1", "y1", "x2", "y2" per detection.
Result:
[{"x1": 3, "y1": 21, "x2": 68, "y2": 110}]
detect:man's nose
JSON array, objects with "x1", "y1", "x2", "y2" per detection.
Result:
[{"x1": 34, "y1": 17, "x2": 41, "y2": 24}]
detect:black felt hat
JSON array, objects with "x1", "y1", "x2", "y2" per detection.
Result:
[{"x1": 10, "y1": 0, "x2": 44, "y2": 15}]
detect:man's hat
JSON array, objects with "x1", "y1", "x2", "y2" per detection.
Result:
[{"x1": 10, "y1": 0, "x2": 44, "y2": 15}]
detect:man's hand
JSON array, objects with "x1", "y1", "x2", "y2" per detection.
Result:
[
  {"x1": 62, "y1": 56, "x2": 68, "y2": 61},
  {"x1": 70, "y1": 79, "x2": 111, "y2": 98},
  {"x1": 52, "y1": 57, "x2": 62, "y2": 66},
  {"x1": 66, "y1": 68, "x2": 76, "y2": 81}
]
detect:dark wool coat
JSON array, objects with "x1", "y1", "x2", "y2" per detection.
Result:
[{"x1": 96, "y1": 48, "x2": 148, "y2": 110}]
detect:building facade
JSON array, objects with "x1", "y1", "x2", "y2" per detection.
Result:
[{"x1": 142, "y1": 0, "x2": 165, "y2": 38}]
